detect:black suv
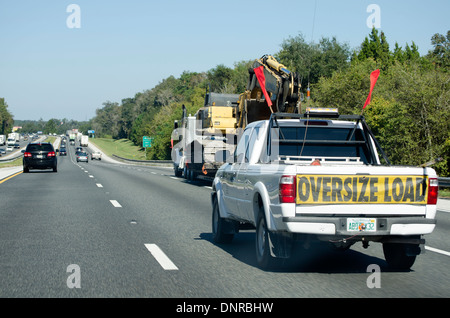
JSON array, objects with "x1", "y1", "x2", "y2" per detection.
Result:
[{"x1": 23, "y1": 142, "x2": 58, "y2": 172}]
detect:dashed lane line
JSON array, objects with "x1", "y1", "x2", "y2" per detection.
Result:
[
  {"x1": 425, "y1": 246, "x2": 450, "y2": 257},
  {"x1": 144, "y1": 244, "x2": 178, "y2": 270},
  {"x1": 110, "y1": 200, "x2": 122, "y2": 208}
]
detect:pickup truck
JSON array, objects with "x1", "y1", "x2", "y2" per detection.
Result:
[{"x1": 211, "y1": 109, "x2": 438, "y2": 270}]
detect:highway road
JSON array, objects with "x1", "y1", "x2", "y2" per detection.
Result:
[{"x1": 0, "y1": 141, "x2": 449, "y2": 301}]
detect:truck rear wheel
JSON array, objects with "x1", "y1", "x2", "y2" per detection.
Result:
[
  {"x1": 383, "y1": 243, "x2": 417, "y2": 270},
  {"x1": 212, "y1": 196, "x2": 234, "y2": 243},
  {"x1": 255, "y1": 212, "x2": 278, "y2": 270}
]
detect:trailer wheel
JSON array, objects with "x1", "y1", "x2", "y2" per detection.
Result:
[{"x1": 383, "y1": 243, "x2": 417, "y2": 270}]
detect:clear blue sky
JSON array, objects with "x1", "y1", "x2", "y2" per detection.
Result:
[{"x1": 0, "y1": 0, "x2": 448, "y2": 121}]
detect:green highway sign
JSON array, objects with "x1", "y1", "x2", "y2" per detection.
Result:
[{"x1": 143, "y1": 136, "x2": 153, "y2": 148}]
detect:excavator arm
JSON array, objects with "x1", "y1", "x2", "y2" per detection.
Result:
[{"x1": 238, "y1": 55, "x2": 302, "y2": 128}]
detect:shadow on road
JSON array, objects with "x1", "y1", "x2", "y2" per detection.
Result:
[{"x1": 198, "y1": 232, "x2": 398, "y2": 274}]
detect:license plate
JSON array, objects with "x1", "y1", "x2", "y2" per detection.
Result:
[
  {"x1": 36, "y1": 154, "x2": 44, "y2": 159},
  {"x1": 347, "y1": 218, "x2": 376, "y2": 232}
]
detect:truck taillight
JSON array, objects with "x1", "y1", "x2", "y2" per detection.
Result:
[
  {"x1": 24, "y1": 152, "x2": 32, "y2": 158},
  {"x1": 47, "y1": 151, "x2": 56, "y2": 157},
  {"x1": 279, "y1": 175, "x2": 296, "y2": 203},
  {"x1": 427, "y1": 178, "x2": 438, "y2": 205}
]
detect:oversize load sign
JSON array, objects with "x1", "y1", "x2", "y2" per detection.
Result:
[{"x1": 296, "y1": 175, "x2": 428, "y2": 204}]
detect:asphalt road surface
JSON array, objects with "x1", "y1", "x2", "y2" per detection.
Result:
[{"x1": 0, "y1": 143, "x2": 449, "y2": 301}]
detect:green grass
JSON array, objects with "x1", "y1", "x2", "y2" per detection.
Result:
[
  {"x1": 89, "y1": 138, "x2": 146, "y2": 160},
  {"x1": 0, "y1": 156, "x2": 22, "y2": 168},
  {"x1": 440, "y1": 189, "x2": 450, "y2": 198}
]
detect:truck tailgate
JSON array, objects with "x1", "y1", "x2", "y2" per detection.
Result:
[{"x1": 293, "y1": 165, "x2": 436, "y2": 217}]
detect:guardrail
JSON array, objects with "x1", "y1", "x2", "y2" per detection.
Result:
[
  {"x1": 439, "y1": 177, "x2": 450, "y2": 188},
  {"x1": 111, "y1": 154, "x2": 172, "y2": 165},
  {"x1": 0, "y1": 153, "x2": 23, "y2": 163}
]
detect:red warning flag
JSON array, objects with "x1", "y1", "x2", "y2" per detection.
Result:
[
  {"x1": 253, "y1": 66, "x2": 273, "y2": 108},
  {"x1": 363, "y1": 69, "x2": 380, "y2": 109}
]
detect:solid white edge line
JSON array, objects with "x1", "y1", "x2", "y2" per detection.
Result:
[
  {"x1": 425, "y1": 246, "x2": 450, "y2": 257},
  {"x1": 110, "y1": 200, "x2": 122, "y2": 208},
  {"x1": 144, "y1": 243, "x2": 178, "y2": 270}
]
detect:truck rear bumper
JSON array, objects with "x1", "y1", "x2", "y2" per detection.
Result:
[{"x1": 282, "y1": 216, "x2": 436, "y2": 236}]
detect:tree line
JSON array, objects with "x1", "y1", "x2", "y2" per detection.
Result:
[{"x1": 0, "y1": 98, "x2": 14, "y2": 135}]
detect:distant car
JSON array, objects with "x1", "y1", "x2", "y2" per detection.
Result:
[
  {"x1": 23, "y1": 142, "x2": 57, "y2": 173},
  {"x1": 76, "y1": 152, "x2": 88, "y2": 163},
  {"x1": 6, "y1": 145, "x2": 13, "y2": 152},
  {"x1": 0, "y1": 148, "x2": 5, "y2": 155},
  {"x1": 75, "y1": 147, "x2": 83, "y2": 155},
  {"x1": 59, "y1": 147, "x2": 67, "y2": 156},
  {"x1": 91, "y1": 151, "x2": 102, "y2": 160},
  {"x1": 14, "y1": 143, "x2": 20, "y2": 149}
]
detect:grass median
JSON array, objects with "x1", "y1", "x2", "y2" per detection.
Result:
[{"x1": 88, "y1": 138, "x2": 146, "y2": 161}]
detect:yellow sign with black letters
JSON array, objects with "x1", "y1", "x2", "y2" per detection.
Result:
[{"x1": 296, "y1": 175, "x2": 428, "y2": 204}]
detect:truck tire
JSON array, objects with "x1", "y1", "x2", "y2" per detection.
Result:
[
  {"x1": 255, "y1": 211, "x2": 277, "y2": 270},
  {"x1": 173, "y1": 164, "x2": 182, "y2": 177},
  {"x1": 212, "y1": 196, "x2": 234, "y2": 243},
  {"x1": 383, "y1": 243, "x2": 417, "y2": 270}
]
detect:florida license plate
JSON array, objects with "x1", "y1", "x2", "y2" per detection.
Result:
[{"x1": 347, "y1": 218, "x2": 376, "y2": 232}]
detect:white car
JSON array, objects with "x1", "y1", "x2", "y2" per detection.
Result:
[
  {"x1": 91, "y1": 151, "x2": 102, "y2": 160},
  {"x1": 6, "y1": 145, "x2": 13, "y2": 152}
]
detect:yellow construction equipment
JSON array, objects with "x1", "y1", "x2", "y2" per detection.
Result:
[{"x1": 237, "y1": 54, "x2": 302, "y2": 128}]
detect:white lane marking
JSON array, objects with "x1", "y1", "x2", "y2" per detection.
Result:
[
  {"x1": 425, "y1": 246, "x2": 450, "y2": 257},
  {"x1": 89, "y1": 175, "x2": 94, "y2": 178},
  {"x1": 144, "y1": 244, "x2": 178, "y2": 270},
  {"x1": 170, "y1": 177, "x2": 178, "y2": 180},
  {"x1": 151, "y1": 172, "x2": 157, "y2": 175},
  {"x1": 96, "y1": 183, "x2": 103, "y2": 188},
  {"x1": 110, "y1": 200, "x2": 122, "y2": 208}
]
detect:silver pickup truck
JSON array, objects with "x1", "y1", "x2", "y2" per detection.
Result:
[{"x1": 211, "y1": 109, "x2": 438, "y2": 270}]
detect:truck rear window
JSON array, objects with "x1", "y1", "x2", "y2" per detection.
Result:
[{"x1": 277, "y1": 126, "x2": 373, "y2": 164}]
